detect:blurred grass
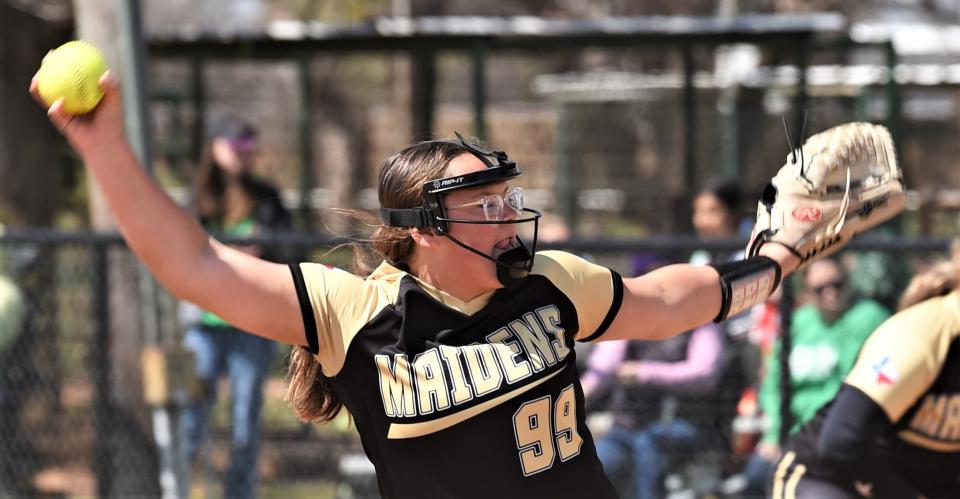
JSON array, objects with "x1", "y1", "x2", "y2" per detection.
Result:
[
  {"x1": 190, "y1": 480, "x2": 337, "y2": 499},
  {"x1": 261, "y1": 481, "x2": 338, "y2": 499},
  {"x1": 192, "y1": 479, "x2": 338, "y2": 499}
]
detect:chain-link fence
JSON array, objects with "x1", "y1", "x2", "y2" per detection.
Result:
[
  {"x1": 144, "y1": 19, "x2": 960, "y2": 241},
  {"x1": 0, "y1": 231, "x2": 951, "y2": 498}
]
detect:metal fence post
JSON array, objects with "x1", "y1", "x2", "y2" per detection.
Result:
[
  {"x1": 471, "y1": 43, "x2": 487, "y2": 141},
  {"x1": 92, "y1": 240, "x2": 113, "y2": 498}
]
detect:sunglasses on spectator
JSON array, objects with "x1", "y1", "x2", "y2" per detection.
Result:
[{"x1": 811, "y1": 280, "x2": 846, "y2": 295}]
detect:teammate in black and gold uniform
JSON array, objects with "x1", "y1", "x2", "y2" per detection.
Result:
[
  {"x1": 771, "y1": 241, "x2": 960, "y2": 499},
  {"x1": 33, "y1": 73, "x2": 810, "y2": 498}
]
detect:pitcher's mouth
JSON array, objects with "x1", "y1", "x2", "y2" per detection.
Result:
[{"x1": 495, "y1": 237, "x2": 513, "y2": 250}]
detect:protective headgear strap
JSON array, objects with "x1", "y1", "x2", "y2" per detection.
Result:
[{"x1": 380, "y1": 206, "x2": 430, "y2": 229}]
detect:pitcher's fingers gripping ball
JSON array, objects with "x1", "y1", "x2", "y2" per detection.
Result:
[
  {"x1": 748, "y1": 122, "x2": 906, "y2": 268},
  {"x1": 35, "y1": 40, "x2": 108, "y2": 115}
]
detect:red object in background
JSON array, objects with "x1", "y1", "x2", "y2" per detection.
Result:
[
  {"x1": 750, "y1": 300, "x2": 781, "y2": 356},
  {"x1": 731, "y1": 387, "x2": 763, "y2": 456},
  {"x1": 737, "y1": 387, "x2": 758, "y2": 417}
]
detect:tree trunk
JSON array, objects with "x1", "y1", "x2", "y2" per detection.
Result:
[
  {"x1": 0, "y1": 2, "x2": 69, "y2": 228},
  {"x1": 72, "y1": 0, "x2": 160, "y2": 496}
]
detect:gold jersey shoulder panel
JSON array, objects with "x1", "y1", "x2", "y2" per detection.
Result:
[
  {"x1": 845, "y1": 291, "x2": 960, "y2": 422},
  {"x1": 530, "y1": 251, "x2": 617, "y2": 341},
  {"x1": 298, "y1": 262, "x2": 402, "y2": 376}
]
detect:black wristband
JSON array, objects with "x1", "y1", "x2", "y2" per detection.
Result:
[{"x1": 710, "y1": 256, "x2": 782, "y2": 323}]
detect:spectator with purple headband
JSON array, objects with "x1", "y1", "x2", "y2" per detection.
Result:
[{"x1": 179, "y1": 113, "x2": 292, "y2": 499}]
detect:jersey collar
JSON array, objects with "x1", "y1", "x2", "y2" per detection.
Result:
[{"x1": 370, "y1": 260, "x2": 496, "y2": 315}]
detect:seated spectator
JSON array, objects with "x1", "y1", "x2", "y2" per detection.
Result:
[
  {"x1": 740, "y1": 257, "x2": 889, "y2": 496},
  {"x1": 582, "y1": 324, "x2": 731, "y2": 499},
  {"x1": 689, "y1": 178, "x2": 746, "y2": 265}
]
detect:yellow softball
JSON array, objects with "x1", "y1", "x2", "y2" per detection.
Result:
[{"x1": 36, "y1": 40, "x2": 109, "y2": 115}]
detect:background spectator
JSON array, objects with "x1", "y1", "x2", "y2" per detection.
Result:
[
  {"x1": 180, "y1": 114, "x2": 292, "y2": 499},
  {"x1": 583, "y1": 322, "x2": 729, "y2": 499},
  {"x1": 741, "y1": 257, "x2": 889, "y2": 496}
]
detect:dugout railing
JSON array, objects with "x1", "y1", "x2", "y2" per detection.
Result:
[{"x1": 0, "y1": 230, "x2": 951, "y2": 497}]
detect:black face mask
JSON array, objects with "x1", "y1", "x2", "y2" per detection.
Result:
[
  {"x1": 435, "y1": 216, "x2": 541, "y2": 288},
  {"x1": 497, "y1": 238, "x2": 536, "y2": 288},
  {"x1": 380, "y1": 133, "x2": 542, "y2": 288}
]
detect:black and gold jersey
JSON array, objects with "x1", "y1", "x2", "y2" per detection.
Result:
[
  {"x1": 786, "y1": 290, "x2": 960, "y2": 496},
  {"x1": 290, "y1": 251, "x2": 624, "y2": 498}
]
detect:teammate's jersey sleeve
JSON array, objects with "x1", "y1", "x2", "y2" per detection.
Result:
[
  {"x1": 844, "y1": 296, "x2": 958, "y2": 422},
  {"x1": 530, "y1": 251, "x2": 623, "y2": 342},
  {"x1": 290, "y1": 262, "x2": 399, "y2": 376}
]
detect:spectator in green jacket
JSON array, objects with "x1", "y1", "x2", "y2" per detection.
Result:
[{"x1": 741, "y1": 256, "x2": 889, "y2": 497}]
